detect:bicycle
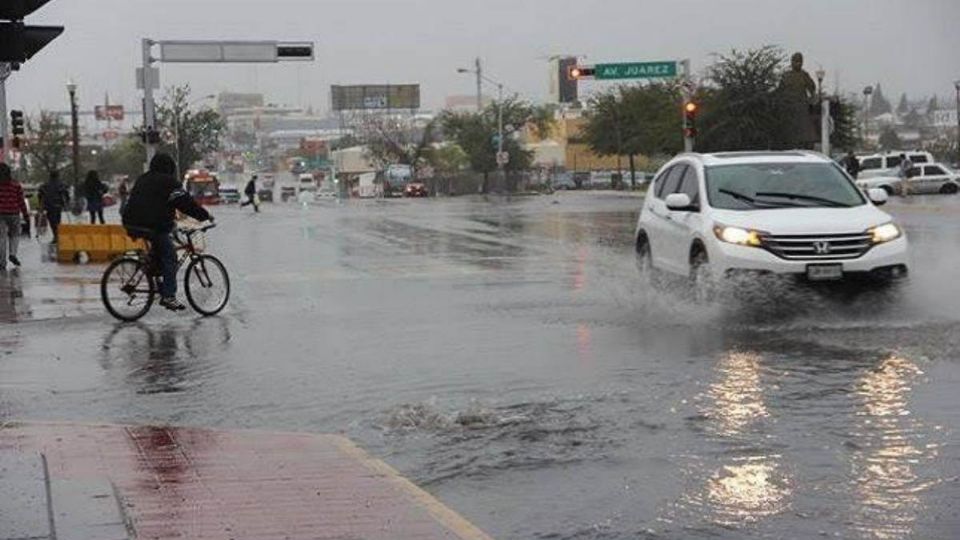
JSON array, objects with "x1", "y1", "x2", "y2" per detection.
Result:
[{"x1": 100, "y1": 222, "x2": 230, "y2": 322}]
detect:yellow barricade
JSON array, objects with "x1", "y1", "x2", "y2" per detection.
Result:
[{"x1": 57, "y1": 224, "x2": 146, "y2": 263}]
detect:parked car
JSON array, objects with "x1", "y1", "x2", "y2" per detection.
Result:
[
  {"x1": 551, "y1": 173, "x2": 577, "y2": 190},
  {"x1": 856, "y1": 162, "x2": 960, "y2": 195},
  {"x1": 404, "y1": 182, "x2": 428, "y2": 197},
  {"x1": 280, "y1": 184, "x2": 297, "y2": 202},
  {"x1": 219, "y1": 183, "x2": 241, "y2": 204},
  {"x1": 635, "y1": 150, "x2": 909, "y2": 300}
]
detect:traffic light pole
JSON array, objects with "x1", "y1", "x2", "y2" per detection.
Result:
[
  {"x1": 0, "y1": 66, "x2": 8, "y2": 163},
  {"x1": 142, "y1": 38, "x2": 157, "y2": 168},
  {"x1": 680, "y1": 59, "x2": 694, "y2": 153}
]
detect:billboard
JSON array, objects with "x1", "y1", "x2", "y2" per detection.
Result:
[
  {"x1": 331, "y1": 84, "x2": 420, "y2": 111},
  {"x1": 94, "y1": 105, "x2": 124, "y2": 121}
]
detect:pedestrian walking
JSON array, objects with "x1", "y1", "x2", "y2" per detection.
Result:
[
  {"x1": 844, "y1": 151, "x2": 860, "y2": 179},
  {"x1": 898, "y1": 153, "x2": 914, "y2": 196},
  {"x1": 0, "y1": 163, "x2": 31, "y2": 271},
  {"x1": 83, "y1": 170, "x2": 108, "y2": 224},
  {"x1": 118, "y1": 177, "x2": 129, "y2": 211},
  {"x1": 38, "y1": 171, "x2": 69, "y2": 244},
  {"x1": 241, "y1": 174, "x2": 259, "y2": 213}
]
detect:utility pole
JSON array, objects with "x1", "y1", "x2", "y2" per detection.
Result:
[
  {"x1": 475, "y1": 57, "x2": 483, "y2": 112},
  {"x1": 0, "y1": 63, "x2": 10, "y2": 163},
  {"x1": 496, "y1": 83, "x2": 505, "y2": 190},
  {"x1": 680, "y1": 59, "x2": 694, "y2": 152},
  {"x1": 67, "y1": 80, "x2": 80, "y2": 211},
  {"x1": 955, "y1": 80, "x2": 960, "y2": 165},
  {"x1": 142, "y1": 38, "x2": 157, "y2": 168}
]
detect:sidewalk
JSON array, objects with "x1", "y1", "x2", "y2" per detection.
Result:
[
  {"x1": 0, "y1": 237, "x2": 104, "y2": 323},
  {"x1": 1, "y1": 421, "x2": 492, "y2": 540}
]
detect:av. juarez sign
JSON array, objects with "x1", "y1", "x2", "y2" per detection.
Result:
[{"x1": 595, "y1": 61, "x2": 677, "y2": 80}]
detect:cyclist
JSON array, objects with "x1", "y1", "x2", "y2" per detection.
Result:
[{"x1": 122, "y1": 153, "x2": 213, "y2": 311}]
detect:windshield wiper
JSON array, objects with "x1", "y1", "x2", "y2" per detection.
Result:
[
  {"x1": 718, "y1": 188, "x2": 801, "y2": 208},
  {"x1": 754, "y1": 191, "x2": 852, "y2": 208}
]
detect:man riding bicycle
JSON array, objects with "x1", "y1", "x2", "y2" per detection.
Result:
[{"x1": 122, "y1": 153, "x2": 213, "y2": 311}]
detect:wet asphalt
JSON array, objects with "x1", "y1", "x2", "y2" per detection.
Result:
[{"x1": 1, "y1": 192, "x2": 959, "y2": 539}]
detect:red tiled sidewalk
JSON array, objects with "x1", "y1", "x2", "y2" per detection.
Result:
[{"x1": 1, "y1": 422, "x2": 492, "y2": 540}]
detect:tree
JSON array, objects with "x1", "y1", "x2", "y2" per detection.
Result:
[
  {"x1": 439, "y1": 97, "x2": 544, "y2": 192},
  {"x1": 359, "y1": 115, "x2": 438, "y2": 178},
  {"x1": 903, "y1": 108, "x2": 923, "y2": 130},
  {"x1": 869, "y1": 83, "x2": 892, "y2": 116},
  {"x1": 896, "y1": 93, "x2": 909, "y2": 116},
  {"x1": 94, "y1": 136, "x2": 146, "y2": 181},
  {"x1": 697, "y1": 46, "x2": 789, "y2": 151},
  {"x1": 23, "y1": 111, "x2": 69, "y2": 184},
  {"x1": 926, "y1": 95, "x2": 939, "y2": 116},
  {"x1": 829, "y1": 96, "x2": 861, "y2": 152},
  {"x1": 581, "y1": 82, "x2": 682, "y2": 186},
  {"x1": 155, "y1": 85, "x2": 225, "y2": 177},
  {"x1": 878, "y1": 126, "x2": 902, "y2": 150}
]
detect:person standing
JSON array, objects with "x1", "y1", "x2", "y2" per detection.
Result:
[
  {"x1": 0, "y1": 164, "x2": 30, "y2": 271},
  {"x1": 83, "y1": 170, "x2": 108, "y2": 224},
  {"x1": 844, "y1": 151, "x2": 861, "y2": 179},
  {"x1": 38, "y1": 170, "x2": 70, "y2": 244},
  {"x1": 241, "y1": 174, "x2": 259, "y2": 213},
  {"x1": 118, "y1": 177, "x2": 130, "y2": 211}
]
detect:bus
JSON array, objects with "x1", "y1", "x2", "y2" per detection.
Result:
[{"x1": 184, "y1": 169, "x2": 221, "y2": 205}]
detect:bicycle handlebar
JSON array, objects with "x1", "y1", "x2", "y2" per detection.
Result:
[{"x1": 178, "y1": 222, "x2": 217, "y2": 236}]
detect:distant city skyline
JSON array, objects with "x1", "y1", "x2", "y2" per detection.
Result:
[{"x1": 6, "y1": 0, "x2": 959, "y2": 116}]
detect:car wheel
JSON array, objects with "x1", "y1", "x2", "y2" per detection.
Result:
[
  {"x1": 881, "y1": 185, "x2": 894, "y2": 196},
  {"x1": 939, "y1": 183, "x2": 959, "y2": 195},
  {"x1": 690, "y1": 249, "x2": 716, "y2": 304},
  {"x1": 635, "y1": 235, "x2": 653, "y2": 280}
]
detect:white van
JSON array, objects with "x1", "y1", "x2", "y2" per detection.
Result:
[
  {"x1": 297, "y1": 174, "x2": 317, "y2": 194},
  {"x1": 858, "y1": 151, "x2": 934, "y2": 174}
]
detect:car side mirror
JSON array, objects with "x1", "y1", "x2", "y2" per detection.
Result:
[
  {"x1": 665, "y1": 192, "x2": 694, "y2": 211},
  {"x1": 867, "y1": 188, "x2": 888, "y2": 206}
]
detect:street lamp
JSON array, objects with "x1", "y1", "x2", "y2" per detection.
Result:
[
  {"x1": 456, "y1": 65, "x2": 505, "y2": 192},
  {"x1": 954, "y1": 80, "x2": 960, "y2": 165},
  {"x1": 815, "y1": 69, "x2": 825, "y2": 101},
  {"x1": 862, "y1": 85, "x2": 873, "y2": 145},
  {"x1": 66, "y1": 80, "x2": 81, "y2": 214},
  {"x1": 174, "y1": 94, "x2": 215, "y2": 181}
]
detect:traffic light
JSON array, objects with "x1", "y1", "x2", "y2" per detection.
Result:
[
  {"x1": 10, "y1": 110, "x2": 24, "y2": 136},
  {"x1": 567, "y1": 65, "x2": 595, "y2": 80},
  {"x1": 683, "y1": 101, "x2": 699, "y2": 138},
  {"x1": 0, "y1": 0, "x2": 62, "y2": 65},
  {"x1": 556, "y1": 57, "x2": 578, "y2": 104}
]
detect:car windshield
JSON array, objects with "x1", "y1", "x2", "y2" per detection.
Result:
[{"x1": 705, "y1": 162, "x2": 865, "y2": 210}]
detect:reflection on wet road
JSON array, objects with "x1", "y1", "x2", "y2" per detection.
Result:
[{"x1": 1, "y1": 193, "x2": 959, "y2": 539}]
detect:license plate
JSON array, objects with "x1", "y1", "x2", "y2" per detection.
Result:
[{"x1": 807, "y1": 264, "x2": 843, "y2": 281}]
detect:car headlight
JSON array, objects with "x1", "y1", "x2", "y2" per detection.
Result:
[
  {"x1": 713, "y1": 225, "x2": 762, "y2": 247},
  {"x1": 869, "y1": 222, "x2": 901, "y2": 244}
]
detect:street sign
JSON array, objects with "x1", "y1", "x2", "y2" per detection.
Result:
[
  {"x1": 496, "y1": 151, "x2": 509, "y2": 166},
  {"x1": 135, "y1": 67, "x2": 159, "y2": 90},
  {"x1": 594, "y1": 61, "x2": 677, "y2": 80},
  {"x1": 94, "y1": 105, "x2": 124, "y2": 121},
  {"x1": 158, "y1": 40, "x2": 314, "y2": 63}
]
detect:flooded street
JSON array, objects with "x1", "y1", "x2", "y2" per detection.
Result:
[{"x1": 2, "y1": 193, "x2": 959, "y2": 539}]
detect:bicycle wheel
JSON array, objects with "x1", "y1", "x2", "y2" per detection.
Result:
[
  {"x1": 184, "y1": 254, "x2": 230, "y2": 316},
  {"x1": 101, "y1": 257, "x2": 155, "y2": 322}
]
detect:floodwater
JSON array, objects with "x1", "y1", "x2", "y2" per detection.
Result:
[{"x1": 1, "y1": 193, "x2": 958, "y2": 539}]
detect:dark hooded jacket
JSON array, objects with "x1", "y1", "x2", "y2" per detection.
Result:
[{"x1": 122, "y1": 154, "x2": 210, "y2": 233}]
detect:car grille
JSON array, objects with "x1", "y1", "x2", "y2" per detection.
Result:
[{"x1": 760, "y1": 233, "x2": 873, "y2": 260}]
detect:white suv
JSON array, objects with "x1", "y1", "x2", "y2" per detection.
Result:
[{"x1": 635, "y1": 151, "x2": 909, "y2": 295}]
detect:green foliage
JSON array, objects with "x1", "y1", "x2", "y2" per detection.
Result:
[
  {"x1": 23, "y1": 111, "x2": 69, "y2": 183},
  {"x1": 360, "y1": 117, "x2": 438, "y2": 175},
  {"x1": 896, "y1": 93, "x2": 909, "y2": 115},
  {"x1": 697, "y1": 46, "x2": 789, "y2": 151},
  {"x1": 582, "y1": 82, "x2": 683, "y2": 161},
  {"x1": 94, "y1": 137, "x2": 146, "y2": 181},
  {"x1": 439, "y1": 97, "x2": 546, "y2": 190},
  {"x1": 878, "y1": 126, "x2": 902, "y2": 150},
  {"x1": 869, "y1": 83, "x2": 892, "y2": 116},
  {"x1": 156, "y1": 85, "x2": 225, "y2": 177},
  {"x1": 829, "y1": 96, "x2": 861, "y2": 152},
  {"x1": 426, "y1": 143, "x2": 468, "y2": 174}
]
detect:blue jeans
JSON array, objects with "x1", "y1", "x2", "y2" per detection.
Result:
[{"x1": 152, "y1": 232, "x2": 177, "y2": 298}]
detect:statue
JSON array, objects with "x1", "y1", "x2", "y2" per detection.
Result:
[{"x1": 778, "y1": 52, "x2": 818, "y2": 149}]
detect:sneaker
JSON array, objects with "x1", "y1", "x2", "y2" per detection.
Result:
[
  {"x1": 9, "y1": 255, "x2": 20, "y2": 267},
  {"x1": 159, "y1": 297, "x2": 187, "y2": 311}
]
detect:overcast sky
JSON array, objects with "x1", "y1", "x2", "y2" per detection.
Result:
[{"x1": 8, "y1": 0, "x2": 960, "y2": 116}]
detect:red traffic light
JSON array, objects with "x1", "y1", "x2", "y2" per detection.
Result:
[{"x1": 567, "y1": 65, "x2": 595, "y2": 80}]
